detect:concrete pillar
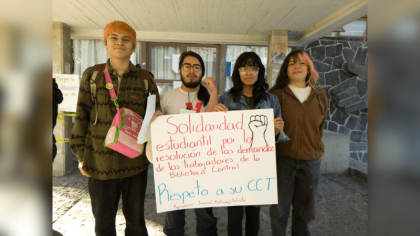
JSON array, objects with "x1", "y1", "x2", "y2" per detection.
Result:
[
  {"x1": 53, "y1": 22, "x2": 75, "y2": 176},
  {"x1": 52, "y1": 22, "x2": 73, "y2": 74},
  {"x1": 217, "y1": 45, "x2": 227, "y2": 94},
  {"x1": 266, "y1": 30, "x2": 288, "y2": 88}
]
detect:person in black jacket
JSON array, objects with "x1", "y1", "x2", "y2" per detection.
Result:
[
  {"x1": 53, "y1": 78, "x2": 63, "y2": 236},
  {"x1": 53, "y1": 78, "x2": 63, "y2": 162}
]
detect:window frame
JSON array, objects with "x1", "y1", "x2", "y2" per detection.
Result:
[
  {"x1": 146, "y1": 42, "x2": 221, "y2": 85},
  {"x1": 335, "y1": 17, "x2": 368, "y2": 38}
]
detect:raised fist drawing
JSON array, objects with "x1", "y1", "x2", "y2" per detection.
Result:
[{"x1": 248, "y1": 115, "x2": 268, "y2": 147}]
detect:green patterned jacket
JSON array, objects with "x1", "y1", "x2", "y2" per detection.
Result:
[{"x1": 70, "y1": 60, "x2": 161, "y2": 180}]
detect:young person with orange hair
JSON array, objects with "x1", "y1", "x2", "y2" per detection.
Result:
[
  {"x1": 268, "y1": 50, "x2": 328, "y2": 236},
  {"x1": 70, "y1": 20, "x2": 161, "y2": 235}
]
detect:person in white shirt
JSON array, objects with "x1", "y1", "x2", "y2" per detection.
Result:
[
  {"x1": 152, "y1": 51, "x2": 218, "y2": 236},
  {"x1": 160, "y1": 52, "x2": 217, "y2": 115}
]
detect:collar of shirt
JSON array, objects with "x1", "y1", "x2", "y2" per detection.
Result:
[{"x1": 105, "y1": 58, "x2": 138, "y2": 76}]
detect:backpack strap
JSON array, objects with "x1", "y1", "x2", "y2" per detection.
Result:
[
  {"x1": 135, "y1": 64, "x2": 152, "y2": 95},
  {"x1": 90, "y1": 63, "x2": 106, "y2": 125},
  {"x1": 90, "y1": 63, "x2": 107, "y2": 101},
  {"x1": 136, "y1": 67, "x2": 152, "y2": 95},
  {"x1": 136, "y1": 66, "x2": 154, "y2": 112}
]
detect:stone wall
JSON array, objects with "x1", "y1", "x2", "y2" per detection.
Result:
[{"x1": 303, "y1": 36, "x2": 368, "y2": 164}]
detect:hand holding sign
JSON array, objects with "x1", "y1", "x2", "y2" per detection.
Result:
[
  {"x1": 273, "y1": 117, "x2": 285, "y2": 136},
  {"x1": 212, "y1": 103, "x2": 228, "y2": 112}
]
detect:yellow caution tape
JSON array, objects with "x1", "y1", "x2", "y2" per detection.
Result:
[
  {"x1": 61, "y1": 113, "x2": 76, "y2": 116},
  {"x1": 55, "y1": 113, "x2": 75, "y2": 142},
  {"x1": 57, "y1": 114, "x2": 73, "y2": 129},
  {"x1": 56, "y1": 138, "x2": 69, "y2": 142}
]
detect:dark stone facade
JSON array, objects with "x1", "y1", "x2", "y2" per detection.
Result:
[{"x1": 304, "y1": 36, "x2": 368, "y2": 164}]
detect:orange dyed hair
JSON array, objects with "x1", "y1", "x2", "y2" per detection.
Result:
[
  {"x1": 103, "y1": 21, "x2": 136, "y2": 50},
  {"x1": 273, "y1": 50, "x2": 319, "y2": 89}
]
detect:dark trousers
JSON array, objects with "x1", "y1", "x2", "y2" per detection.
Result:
[
  {"x1": 88, "y1": 169, "x2": 149, "y2": 236},
  {"x1": 53, "y1": 143, "x2": 57, "y2": 162},
  {"x1": 53, "y1": 134, "x2": 57, "y2": 162},
  {"x1": 164, "y1": 208, "x2": 218, "y2": 236},
  {"x1": 228, "y1": 206, "x2": 260, "y2": 236},
  {"x1": 269, "y1": 156, "x2": 321, "y2": 236}
]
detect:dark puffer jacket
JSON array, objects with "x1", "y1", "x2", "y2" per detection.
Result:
[{"x1": 53, "y1": 78, "x2": 63, "y2": 143}]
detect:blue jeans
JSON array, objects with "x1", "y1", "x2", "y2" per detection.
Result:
[
  {"x1": 88, "y1": 169, "x2": 149, "y2": 236},
  {"x1": 269, "y1": 156, "x2": 321, "y2": 236},
  {"x1": 228, "y1": 206, "x2": 260, "y2": 236},
  {"x1": 164, "y1": 208, "x2": 217, "y2": 236}
]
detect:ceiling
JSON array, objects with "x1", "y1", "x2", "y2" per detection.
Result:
[{"x1": 53, "y1": 0, "x2": 367, "y2": 46}]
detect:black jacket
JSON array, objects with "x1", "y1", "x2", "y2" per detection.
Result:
[{"x1": 53, "y1": 78, "x2": 63, "y2": 135}]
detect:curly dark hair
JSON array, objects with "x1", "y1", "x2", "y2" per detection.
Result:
[{"x1": 228, "y1": 52, "x2": 269, "y2": 106}]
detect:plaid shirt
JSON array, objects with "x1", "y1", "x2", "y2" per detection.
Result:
[{"x1": 70, "y1": 60, "x2": 161, "y2": 180}]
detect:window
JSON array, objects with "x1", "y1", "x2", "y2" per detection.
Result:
[
  {"x1": 334, "y1": 17, "x2": 367, "y2": 38},
  {"x1": 147, "y1": 43, "x2": 220, "y2": 95},
  {"x1": 73, "y1": 39, "x2": 142, "y2": 78}
]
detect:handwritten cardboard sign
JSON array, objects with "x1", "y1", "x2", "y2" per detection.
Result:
[
  {"x1": 151, "y1": 109, "x2": 278, "y2": 213},
  {"x1": 54, "y1": 74, "x2": 80, "y2": 112}
]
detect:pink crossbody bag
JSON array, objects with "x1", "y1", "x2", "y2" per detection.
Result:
[{"x1": 102, "y1": 65, "x2": 145, "y2": 158}]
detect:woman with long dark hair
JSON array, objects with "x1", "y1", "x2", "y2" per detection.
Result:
[
  {"x1": 268, "y1": 49, "x2": 328, "y2": 235},
  {"x1": 213, "y1": 52, "x2": 289, "y2": 236}
]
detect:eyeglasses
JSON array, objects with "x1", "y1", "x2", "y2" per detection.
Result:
[
  {"x1": 239, "y1": 67, "x2": 259, "y2": 75},
  {"x1": 239, "y1": 66, "x2": 260, "y2": 75},
  {"x1": 181, "y1": 64, "x2": 202, "y2": 72}
]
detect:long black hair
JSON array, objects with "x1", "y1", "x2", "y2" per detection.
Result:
[
  {"x1": 272, "y1": 49, "x2": 319, "y2": 89},
  {"x1": 178, "y1": 51, "x2": 210, "y2": 106},
  {"x1": 228, "y1": 52, "x2": 269, "y2": 105}
]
